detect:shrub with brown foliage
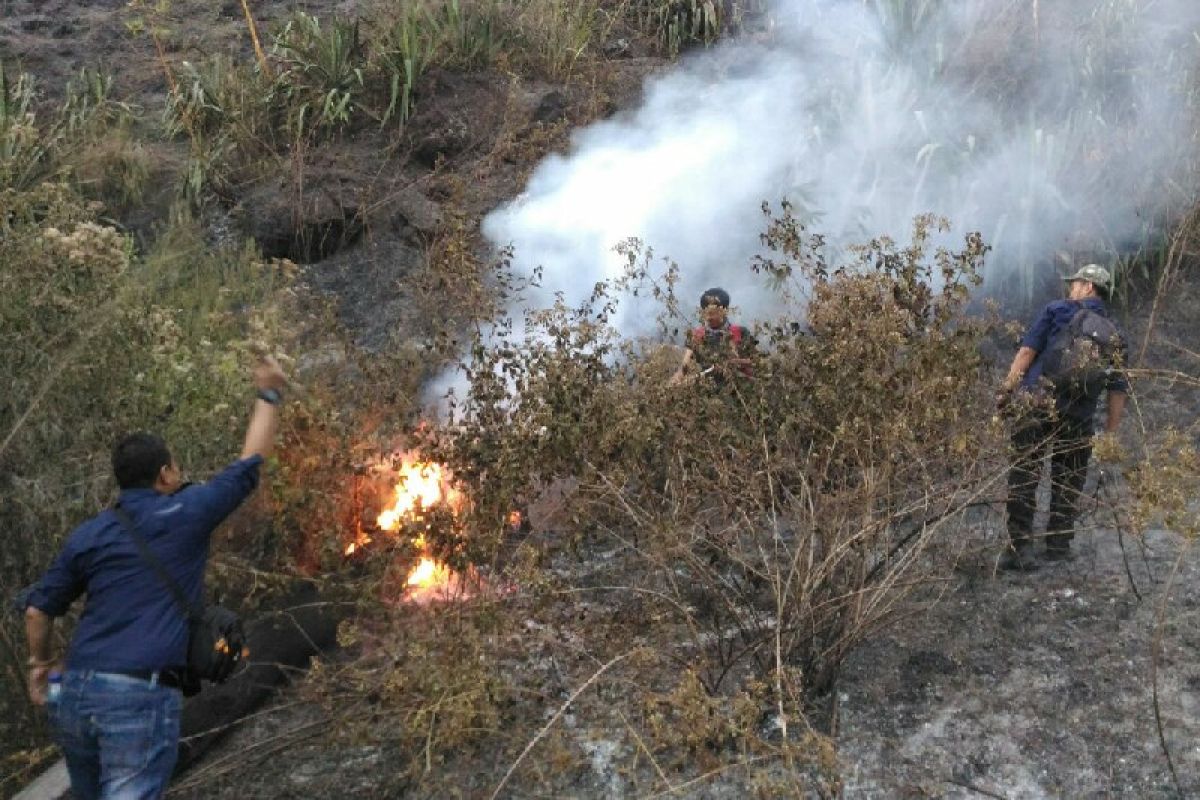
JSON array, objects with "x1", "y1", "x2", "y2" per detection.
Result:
[
  {"x1": 303, "y1": 210, "x2": 1002, "y2": 793},
  {"x1": 425, "y1": 208, "x2": 996, "y2": 697}
]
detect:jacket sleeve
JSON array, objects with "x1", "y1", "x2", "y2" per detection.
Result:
[
  {"x1": 23, "y1": 535, "x2": 87, "y2": 617},
  {"x1": 181, "y1": 455, "x2": 264, "y2": 534},
  {"x1": 1019, "y1": 303, "x2": 1059, "y2": 354}
]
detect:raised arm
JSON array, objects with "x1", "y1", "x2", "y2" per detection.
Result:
[{"x1": 241, "y1": 356, "x2": 288, "y2": 461}]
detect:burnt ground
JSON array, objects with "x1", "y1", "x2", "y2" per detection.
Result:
[
  {"x1": 837, "y1": 523, "x2": 1200, "y2": 799},
  {"x1": 832, "y1": 283, "x2": 1200, "y2": 799},
  {"x1": 161, "y1": 515, "x2": 1200, "y2": 799}
]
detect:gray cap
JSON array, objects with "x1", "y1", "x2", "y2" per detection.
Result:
[{"x1": 1063, "y1": 263, "x2": 1112, "y2": 291}]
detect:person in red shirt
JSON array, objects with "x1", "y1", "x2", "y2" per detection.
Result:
[{"x1": 670, "y1": 287, "x2": 756, "y2": 386}]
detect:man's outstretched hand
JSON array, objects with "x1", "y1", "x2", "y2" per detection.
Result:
[{"x1": 254, "y1": 355, "x2": 287, "y2": 392}]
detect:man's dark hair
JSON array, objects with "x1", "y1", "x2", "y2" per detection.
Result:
[
  {"x1": 112, "y1": 433, "x2": 172, "y2": 490},
  {"x1": 700, "y1": 287, "x2": 730, "y2": 309},
  {"x1": 1093, "y1": 282, "x2": 1111, "y2": 302}
]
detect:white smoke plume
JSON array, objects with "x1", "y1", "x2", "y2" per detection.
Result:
[{"x1": 483, "y1": 0, "x2": 1200, "y2": 331}]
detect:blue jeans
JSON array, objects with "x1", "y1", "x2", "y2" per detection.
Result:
[{"x1": 48, "y1": 670, "x2": 182, "y2": 800}]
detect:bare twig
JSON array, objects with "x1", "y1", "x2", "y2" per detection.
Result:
[
  {"x1": 177, "y1": 699, "x2": 312, "y2": 743},
  {"x1": 1150, "y1": 545, "x2": 1188, "y2": 797},
  {"x1": 639, "y1": 754, "x2": 772, "y2": 799},
  {"x1": 168, "y1": 717, "x2": 332, "y2": 794},
  {"x1": 1095, "y1": 466, "x2": 1143, "y2": 601},
  {"x1": 1158, "y1": 338, "x2": 1200, "y2": 363},
  {"x1": 616, "y1": 709, "x2": 673, "y2": 792},
  {"x1": 1114, "y1": 526, "x2": 1143, "y2": 602},
  {"x1": 946, "y1": 776, "x2": 1009, "y2": 799},
  {"x1": 238, "y1": 0, "x2": 272, "y2": 78},
  {"x1": 489, "y1": 649, "x2": 636, "y2": 800},
  {"x1": 0, "y1": 307, "x2": 115, "y2": 460},
  {"x1": 1136, "y1": 206, "x2": 1197, "y2": 368},
  {"x1": 551, "y1": 585, "x2": 698, "y2": 624}
]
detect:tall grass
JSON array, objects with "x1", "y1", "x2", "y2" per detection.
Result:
[
  {"x1": 0, "y1": 65, "x2": 140, "y2": 200},
  {"x1": 273, "y1": 13, "x2": 367, "y2": 135},
  {"x1": 0, "y1": 65, "x2": 49, "y2": 190},
  {"x1": 377, "y1": 5, "x2": 436, "y2": 125}
]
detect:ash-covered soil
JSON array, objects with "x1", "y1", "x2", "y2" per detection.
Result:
[
  {"x1": 836, "y1": 523, "x2": 1200, "y2": 799},
  {"x1": 7, "y1": 1, "x2": 1199, "y2": 796},
  {"x1": 835, "y1": 278, "x2": 1200, "y2": 796},
  {"x1": 833, "y1": 281, "x2": 1200, "y2": 800}
]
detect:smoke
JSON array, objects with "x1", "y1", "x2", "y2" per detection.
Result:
[{"x1": 483, "y1": 0, "x2": 1200, "y2": 331}]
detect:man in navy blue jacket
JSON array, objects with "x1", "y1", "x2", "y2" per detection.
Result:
[
  {"x1": 997, "y1": 265, "x2": 1128, "y2": 571},
  {"x1": 23, "y1": 356, "x2": 287, "y2": 799}
]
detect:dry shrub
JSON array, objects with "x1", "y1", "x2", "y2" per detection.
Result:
[
  {"x1": 301, "y1": 604, "x2": 513, "y2": 790},
  {"x1": 411, "y1": 189, "x2": 507, "y2": 334},
  {"x1": 240, "y1": 203, "x2": 1194, "y2": 796},
  {"x1": 1124, "y1": 428, "x2": 1200, "y2": 541},
  {"x1": 330, "y1": 208, "x2": 998, "y2": 791},
  {"x1": 68, "y1": 135, "x2": 152, "y2": 213},
  {"x1": 643, "y1": 669, "x2": 764, "y2": 757}
]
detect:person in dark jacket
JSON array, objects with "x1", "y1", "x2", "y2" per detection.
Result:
[
  {"x1": 23, "y1": 356, "x2": 287, "y2": 800},
  {"x1": 996, "y1": 265, "x2": 1128, "y2": 571},
  {"x1": 669, "y1": 287, "x2": 756, "y2": 386}
]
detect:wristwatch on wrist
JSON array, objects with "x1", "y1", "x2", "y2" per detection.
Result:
[{"x1": 256, "y1": 388, "x2": 283, "y2": 406}]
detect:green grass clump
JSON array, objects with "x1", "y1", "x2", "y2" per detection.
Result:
[{"x1": 1, "y1": 65, "x2": 145, "y2": 206}]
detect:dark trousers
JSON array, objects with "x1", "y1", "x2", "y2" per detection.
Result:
[{"x1": 1006, "y1": 412, "x2": 1093, "y2": 551}]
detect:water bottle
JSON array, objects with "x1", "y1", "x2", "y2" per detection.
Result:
[{"x1": 46, "y1": 671, "x2": 62, "y2": 704}]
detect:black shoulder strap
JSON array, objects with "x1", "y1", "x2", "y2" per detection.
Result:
[
  {"x1": 112, "y1": 504, "x2": 202, "y2": 623},
  {"x1": 1053, "y1": 305, "x2": 1087, "y2": 343}
]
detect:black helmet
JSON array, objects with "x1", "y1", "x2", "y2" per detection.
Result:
[{"x1": 700, "y1": 287, "x2": 730, "y2": 309}]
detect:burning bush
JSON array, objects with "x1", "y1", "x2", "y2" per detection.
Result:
[{"x1": 288, "y1": 208, "x2": 1001, "y2": 794}]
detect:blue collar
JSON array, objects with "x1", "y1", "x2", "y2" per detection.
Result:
[{"x1": 117, "y1": 487, "x2": 162, "y2": 505}]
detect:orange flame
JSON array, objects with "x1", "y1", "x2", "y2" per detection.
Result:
[
  {"x1": 365, "y1": 453, "x2": 463, "y2": 597},
  {"x1": 376, "y1": 460, "x2": 463, "y2": 530},
  {"x1": 407, "y1": 557, "x2": 450, "y2": 588},
  {"x1": 344, "y1": 535, "x2": 372, "y2": 556}
]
